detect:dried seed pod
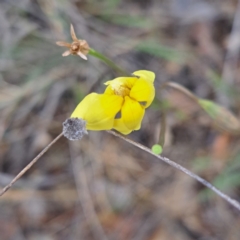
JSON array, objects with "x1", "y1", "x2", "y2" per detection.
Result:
[
  {"x1": 63, "y1": 118, "x2": 88, "y2": 141},
  {"x1": 56, "y1": 24, "x2": 90, "y2": 60}
]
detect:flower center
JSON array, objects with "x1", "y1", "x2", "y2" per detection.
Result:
[
  {"x1": 71, "y1": 42, "x2": 80, "y2": 52},
  {"x1": 111, "y1": 82, "x2": 130, "y2": 97}
]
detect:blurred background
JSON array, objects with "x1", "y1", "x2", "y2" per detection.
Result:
[{"x1": 0, "y1": 0, "x2": 240, "y2": 239}]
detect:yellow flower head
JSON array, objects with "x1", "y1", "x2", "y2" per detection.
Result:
[{"x1": 71, "y1": 70, "x2": 155, "y2": 135}]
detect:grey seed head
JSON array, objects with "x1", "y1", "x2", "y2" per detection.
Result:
[{"x1": 62, "y1": 118, "x2": 88, "y2": 141}]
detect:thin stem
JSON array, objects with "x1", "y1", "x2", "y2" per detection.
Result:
[
  {"x1": 158, "y1": 109, "x2": 166, "y2": 147},
  {"x1": 89, "y1": 48, "x2": 130, "y2": 76},
  {"x1": 107, "y1": 130, "x2": 240, "y2": 212},
  {"x1": 156, "y1": 81, "x2": 199, "y2": 147},
  {"x1": 2, "y1": 127, "x2": 240, "y2": 213},
  {"x1": 0, "y1": 132, "x2": 63, "y2": 197},
  {"x1": 159, "y1": 81, "x2": 199, "y2": 103}
]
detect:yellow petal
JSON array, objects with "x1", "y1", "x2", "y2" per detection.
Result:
[
  {"x1": 130, "y1": 77, "x2": 155, "y2": 108},
  {"x1": 71, "y1": 93, "x2": 123, "y2": 130},
  {"x1": 132, "y1": 70, "x2": 155, "y2": 83},
  {"x1": 104, "y1": 77, "x2": 137, "y2": 96},
  {"x1": 113, "y1": 96, "x2": 145, "y2": 134},
  {"x1": 113, "y1": 118, "x2": 132, "y2": 135},
  {"x1": 105, "y1": 77, "x2": 137, "y2": 89},
  {"x1": 113, "y1": 110, "x2": 143, "y2": 135}
]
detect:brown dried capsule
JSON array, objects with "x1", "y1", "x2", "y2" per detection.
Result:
[{"x1": 56, "y1": 24, "x2": 90, "y2": 60}]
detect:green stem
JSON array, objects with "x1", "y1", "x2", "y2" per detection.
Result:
[{"x1": 89, "y1": 48, "x2": 130, "y2": 76}]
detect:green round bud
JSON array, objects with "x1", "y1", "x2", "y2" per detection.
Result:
[{"x1": 151, "y1": 144, "x2": 163, "y2": 155}]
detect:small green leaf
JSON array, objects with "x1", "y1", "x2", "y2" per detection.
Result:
[{"x1": 151, "y1": 144, "x2": 163, "y2": 155}]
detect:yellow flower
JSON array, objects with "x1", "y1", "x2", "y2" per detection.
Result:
[{"x1": 71, "y1": 70, "x2": 155, "y2": 134}]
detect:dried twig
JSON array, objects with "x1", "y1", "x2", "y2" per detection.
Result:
[
  {"x1": 0, "y1": 132, "x2": 63, "y2": 196},
  {"x1": 1, "y1": 129, "x2": 240, "y2": 213},
  {"x1": 107, "y1": 130, "x2": 240, "y2": 212}
]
